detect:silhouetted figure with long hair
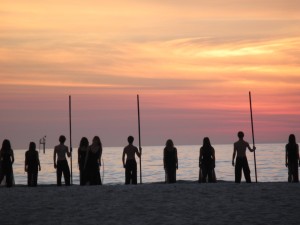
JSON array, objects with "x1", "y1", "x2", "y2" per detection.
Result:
[
  {"x1": 164, "y1": 139, "x2": 178, "y2": 183},
  {"x1": 25, "y1": 142, "x2": 41, "y2": 186},
  {"x1": 78, "y1": 137, "x2": 89, "y2": 185},
  {"x1": 122, "y1": 136, "x2": 141, "y2": 185},
  {"x1": 54, "y1": 135, "x2": 71, "y2": 186},
  {"x1": 285, "y1": 134, "x2": 299, "y2": 182},
  {"x1": 199, "y1": 137, "x2": 216, "y2": 183},
  {"x1": 232, "y1": 131, "x2": 256, "y2": 183},
  {"x1": 0, "y1": 139, "x2": 14, "y2": 187},
  {"x1": 85, "y1": 136, "x2": 102, "y2": 185}
]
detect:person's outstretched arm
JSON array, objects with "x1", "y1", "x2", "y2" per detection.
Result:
[
  {"x1": 247, "y1": 143, "x2": 256, "y2": 152},
  {"x1": 136, "y1": 147, "x2": 141, "y2": 158},
  {"x1": 66, "y1": 146, "x2": 71, "y2": 158}
]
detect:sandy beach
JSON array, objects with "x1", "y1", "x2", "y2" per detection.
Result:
[{"x1": 1, "y1": 181, "x2": 300, "y2": 225}]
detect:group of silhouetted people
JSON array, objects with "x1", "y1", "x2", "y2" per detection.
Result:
[{"x1": 0, "y1": 132, "x2": 299, "y2": 187}]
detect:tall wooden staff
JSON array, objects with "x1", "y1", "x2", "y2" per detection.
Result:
[
  {"x1": 69, "y1": 95, "x2": 73, "y2": 185},
  {"x1": 249, "y1": 91, "x2": 258, "y2": 183},
  {"x1": 137, "y1": 94, "x2": 142, "y2": 184}
]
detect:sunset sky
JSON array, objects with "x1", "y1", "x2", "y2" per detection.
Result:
[{"x1": 1, "y1": 0, "x2": 300, "y2": 148}]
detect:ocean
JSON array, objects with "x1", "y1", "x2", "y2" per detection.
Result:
[{"x1": 6, "y1": 143, "x2": 290, "y2": 185}]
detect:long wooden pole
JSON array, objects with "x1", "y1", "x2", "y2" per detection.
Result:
[
  {"x1": 249, "y1": 91, "x2": 258, "y2": 183},
  {"x1": 137, "y1": 94, "x2": 142, "y2": 184},
  {"x1": 69, "y1": 95, "x2": 73, "y2": 185}
]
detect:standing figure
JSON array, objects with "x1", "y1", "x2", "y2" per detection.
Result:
[
  {"x1": 199, "y1": 137, "x2": 216, "y2": 183},
  {"x1": 232, "y1": 131, "x2": 256, "y2": 183},
  {"x1": 0, "y1": 139, "x2": 15, "y2": 187},
  {"x1": 85, "y1": 136, "x2": 102, "y2": 185},
  {"x1": 25, "y1": 142, "x2": 41, "y2": 186},
  {"x1": 78, "y1": 137, "x2": 89, "y2": 185},
  {"x1": 122, "y1": 136, "x2": 141, "y2": 185},
  {"x1": 53, "y1": 135, "x2": 71, "y2": 186},
  {"x1": 285, "y1": 134, "x2": 299, "y2": 182},
  {"x1": 163, "y1": 139, "x2": 178, "y2": 183}
]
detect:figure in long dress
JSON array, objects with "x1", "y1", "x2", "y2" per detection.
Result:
[
  {"x1": 285, "y1": 134, "x2": 299, "y2": 182},
  {"x1": 0, "y1": 139, "x2": 15, "y2": 187},
  {"x1": 78, "y1": 137, "x2": 89, "y2": 185},
  {"x1": 85, "y1": 136, "x2": 102, "y2": 185},
  {"x1": 25, "y1": 142, "x2": 41, "y2": 186},
  {"x1": 199, "y1": 137, "x2": 216, "y2": 183},
  {"x1": 163, "y1": 139, "x2": 178, "y2": 183}
]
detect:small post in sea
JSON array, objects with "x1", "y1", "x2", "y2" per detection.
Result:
[{"x1": 39, "y1": 136, "x2": 46, "y2": 154}]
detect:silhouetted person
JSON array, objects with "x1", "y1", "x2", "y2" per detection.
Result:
[
  {"x1": 163, "y1": 139, "x2": 178, "y2": 183},
  {"x1": 25, "y1": 142, "x2": 41, "y2": 186},
  {"x1": 232, "y1": 131, "x2": 256, "y2": 183},
  {"x1": 199, "y1": 137, "x2": 216, "y2": 183},
  {"x1": 78, "y1": 137, "x2": 89, "y2": 185},
  {"x1": 53, "y1": 135, "x2": 71, "y2": 186},
  {"x1": 285, "y1": 134, "x2": 299, "y2": 182},
  {"x1": 0, "y1": 139, "x2": 14, "y2": 187},
  {"x1": 122, "y1": 136, "x2": 141, "y2": 185},
  {"x1": 85, "y1": 136, "x2": 102, "y2": 185}
]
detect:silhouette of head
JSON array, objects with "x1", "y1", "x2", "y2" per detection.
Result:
[
  {"x1": 289, "y1": 134, "x2": 296, "y2": 144},
  {"x1": 238, "y1": 131, "x2": 244, "y2": 139},
  {"x1": 203, "y1": 137, "x2": 211, "y2": 148},
  {"x1": 29, "y1": 142, "x2": 36, "y2": 151},
  {"x1": 128, "y1": 136, "x2": 134, "y2": 144},
  {"x1": 59, "y1": 135, "x2": 66, "y2": 144},
  {"x1": 1, "y1": 139, "x2": 11, "y2": 152},
  {"x1": 80, "y1": 137, "x2": 89, "y2": 148},
  {"x1": 92, "y1": 136, "x2": 101, "y2": 146},
  {"x1": 166, "y1": 139, "x2": 174, "y2": 148}
]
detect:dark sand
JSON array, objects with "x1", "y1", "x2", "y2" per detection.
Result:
[{"x1": 1, "y1": 182, "x2": 300, "y2": 225}]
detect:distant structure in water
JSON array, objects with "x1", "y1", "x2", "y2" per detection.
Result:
[{"x1": 39, "y1": 136, "x2": 46, "y2": 154}]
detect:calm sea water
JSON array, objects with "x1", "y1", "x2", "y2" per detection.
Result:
[{"x1": 6, "y1": 143, "x2": 290, "y2": 185}]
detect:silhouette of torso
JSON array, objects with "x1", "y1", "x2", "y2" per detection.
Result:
[{"x1": 234, "y1": 140, "x2": 249, "y2": 158}]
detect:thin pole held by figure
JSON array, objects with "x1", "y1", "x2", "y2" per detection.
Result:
[
  {"x1": 249, "y1": 91, "x2": 258, "y2": 183},
  {"x1": 137, "y1": 94, "x2": 142, "y2": 184},
  {"x1": 69, "y1": 95, "x2": 73, "y2": 185}
]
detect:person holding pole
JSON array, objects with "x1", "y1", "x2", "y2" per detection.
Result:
[
  {"x1": 54, "y1": 135, "x2": 71, "y2": 186},
  {"x1": 232, "y1": 131, "x2": 256, "y2": 183},
  {"x1": 122, "y1": 136, "x2": 141, "y2": 185}
]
